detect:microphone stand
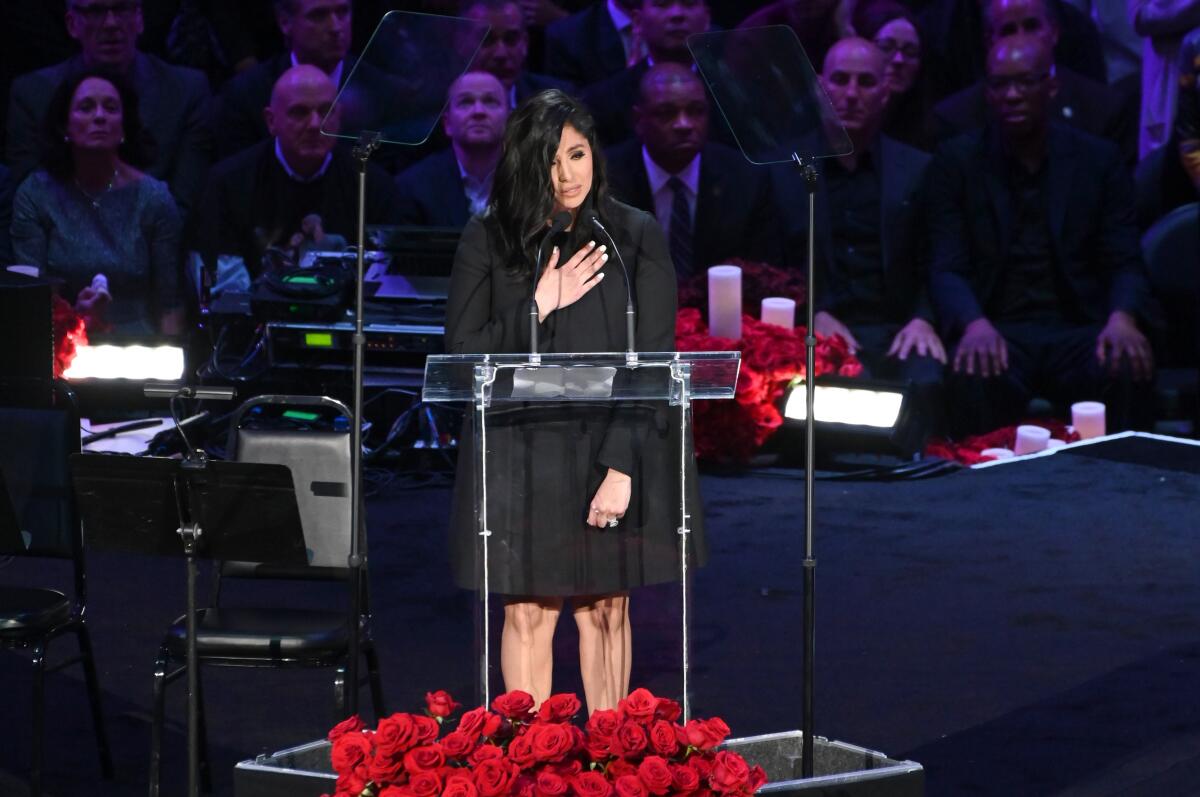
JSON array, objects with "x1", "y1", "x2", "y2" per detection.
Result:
[{"x1": 590, "y1": 215, "x2": 636, "y2": 366}]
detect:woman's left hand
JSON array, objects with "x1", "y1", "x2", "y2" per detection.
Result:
[{"x1": 587, "y1": 468, "x2": 631, "y2": 528}]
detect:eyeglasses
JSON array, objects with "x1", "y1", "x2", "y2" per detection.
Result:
[
  {"x1": 984, "y1": 71, "x2": 1051, "y2": 93},
  {"x1": 874, "y1": 38, "x2": 920, "y2": 59},
  {"x1": 71, "y1": 2, "x2": 141, "y2": 22}
]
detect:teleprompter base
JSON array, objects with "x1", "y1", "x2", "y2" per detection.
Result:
[{"x1": 234, "y1": 731, "x2": 921, "y2": 797}]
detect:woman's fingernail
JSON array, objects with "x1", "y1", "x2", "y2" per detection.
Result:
[
  {"x1": 588, "y1": 240, "x2": 596, "y2": 247},
  {"x1": 602, "y1": 253, "x2": 609, "y2": 261},
  {"x1": 598, "y1": 245, "x2": 607, "y2": 252}
]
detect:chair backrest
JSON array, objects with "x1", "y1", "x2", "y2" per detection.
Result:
[
  {"x1": 0, "y1": 397, "x2": 80, "y2": 560},
  {"x1": 228, "y1": 395, "x2": 354, "y2": 571},
  {"x1": 1142, "y1": 202, "x2": 1200, "y2": 366}
]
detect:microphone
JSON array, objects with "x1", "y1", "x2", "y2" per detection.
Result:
[
  {"x1": 530, "y1": 210, "x2": 573, "y2": 363},
  {"x1": 588, "y1": 214, "x2": 637, "y2": 364}
]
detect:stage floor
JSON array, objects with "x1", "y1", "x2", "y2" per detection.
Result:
[{"x1": 2, "y1": 435, "x2": 1198, "y2": 795}]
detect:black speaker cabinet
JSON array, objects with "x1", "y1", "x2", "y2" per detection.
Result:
[{"x1": 0, "y1": 271, "x2": 53, "y2": 406}]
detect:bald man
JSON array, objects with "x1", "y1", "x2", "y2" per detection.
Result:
[
  {"x1": 604, "y1": 62, "x2": 781, "y2": 279},
  {"x1": 395, "y1": 71, "x2": 510, "y2": 228},
  {"x1": 187, "y1": 65, "x2": 401, "y2": 296},
  {"x1": 926, "y1": 36, "x2": 1155, "y2": 435}
]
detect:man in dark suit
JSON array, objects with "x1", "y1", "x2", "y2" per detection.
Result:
[
  {"x1": 927, "y1": 36, "x2": 1155, "y2": 435},
  {"x1": 461, "y1": 0, "x2": 575, "y2": 107},
  {"x1": 604, "y1": 63, "x2": 781, "y2": 280},
  {"x1": 932, "y1": 0, "x2": 1137, "y2": 164},
  {"x1": 211, "y1": 0, "x2": 352, "y2": 160},
  {"x1": 5, "y1": 0, "x2": 211, "y2": 211},
  {"x1": 543, "y1": 0, "x2": 638, "y2": 87},
  {"x1": 395, "y1": 71, "x2": 509, "y2": 228},
  {"x1": 188, "y1": 66, "x2": 401, "y2": 296},
  {"x1": 773, "y1": 38, "x2": 945, "y2": 434},
  {"x1": 582, "y1": 0, "x2": 713, "y2": 147}
]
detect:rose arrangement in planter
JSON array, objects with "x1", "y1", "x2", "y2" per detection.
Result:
[
  {"x1": 324, "y1": 688, "x2": 766, "y2": 797},
  {"x1": 924, "y1": 418, "x2": 1081, "y2": 465}
]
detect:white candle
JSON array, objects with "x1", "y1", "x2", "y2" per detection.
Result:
[
  {"x1": 980, "y1": 447, "x2": 1014, "y2": 460},
  {"x1": 1071, "y1": 401, "x2": 1106, "y2": 439},
  {"x1": 760, "y1": 297, "x2": 796, "y2": 329},
  {"x1": 708, "y1": 265, "x2": 743, "y2": 340},
  {"x1": 1046, "y1": 439, "x2": 1066, "y2": 449},
  {"x1": 1013, "y1": 425, "x2": 1051, "y2": 455}
]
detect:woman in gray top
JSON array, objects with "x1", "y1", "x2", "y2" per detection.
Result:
[{"x1": 12, "y1": 69, "x2": 183, "y2": 335}]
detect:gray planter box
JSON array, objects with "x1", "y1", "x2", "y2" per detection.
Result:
[{"x1": 234, "y1": 730, "x2": 922, "y2": 797}]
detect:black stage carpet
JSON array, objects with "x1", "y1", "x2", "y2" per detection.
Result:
[{"x1": 2, "y1": 435, "x2": 1199, "y2": 796}]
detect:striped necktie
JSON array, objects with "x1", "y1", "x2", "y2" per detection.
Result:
[{"x1": 668, "y1": 176, "x2": 693, "y2": 279}]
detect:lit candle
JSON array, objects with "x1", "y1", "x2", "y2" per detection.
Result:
[
  {"x1": 1013, "y1": 425, "x2": 1051, "y2": 455},
  {"x1": 708, "y1": 265, "x2": 743, "y2": 340},
  {"x1": 1071, "y1": 401, "x2": 1106, "y2": 439},
  {"x1": 760, "y1": 297, "x2": 796, "y2": 329}
]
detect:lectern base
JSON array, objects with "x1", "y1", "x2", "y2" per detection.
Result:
[{"x1": 233, "y1": 731, "x2": 922, "y2": 797}]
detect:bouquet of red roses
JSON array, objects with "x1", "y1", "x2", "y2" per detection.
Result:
[{"x1": 325, "y1": 688, "x2": 767, "y2": 797}]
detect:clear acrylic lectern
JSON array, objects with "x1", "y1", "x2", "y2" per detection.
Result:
[{"x1": 424, "y1": 351, "x2": 739, "y2": 718}]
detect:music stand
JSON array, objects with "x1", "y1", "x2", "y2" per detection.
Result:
[{"x1": 70, "y1": 453, "x2": 307, "y2": 797}]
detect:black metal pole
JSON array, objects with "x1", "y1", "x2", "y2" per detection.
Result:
[
  {"x1": 348, "y1": 131, "x2": 380, "y2": 718},
  {"x1": 184, "y1": 543, "x2": 199, "y2": 797},
  {"x1": 795, "y1": 154, "x2": 819, "y2": 779}
]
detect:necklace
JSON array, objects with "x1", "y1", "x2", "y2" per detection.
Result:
[{"x1": 75, "y1": 169, "x2": 119, "y2": 209}]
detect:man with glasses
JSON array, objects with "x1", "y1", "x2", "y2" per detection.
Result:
[
  {"x1": 932, "y1": 0, "x2": 1136, "y2": 164},
  {"x1": 5, "y1": 0, "x2": 211, "y2": 210},
  {"x1": 926, "y1": 35, "x2": 1155, "y2": 435},
  {"x1": 212, "y1": 0, "x2": 353, "y2": 160}
]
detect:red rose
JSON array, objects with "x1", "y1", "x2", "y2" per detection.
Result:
[
  {"x1": 572, "y1": 771, "x2": 615, "y2": 797},
  {"x1": 328, "y1": 715, "x2": 366, "y2": 742},
  {"x1": 460, "y1": 707, "x2": 504, "y2": 740},
  {"x1": 330, "y1": 732, "x2": 372, "y2": 774},
  {"x1": 442, "y1": 731, "x2": 476, "y2": 760},
  {"x1": 374, "y1": 714, "x2": 424, "y2": 759},
  {"x1": 586, "y1": 709, "x2": 620, "y2": 739},
  {"x1": 369, "y1": 750, "x2": 407, "y2": 787},
  {"x1": 410, "y1": 769, "x2": 444, "y2": 797},
  {"x1": 515, "y1": 774, "x2": 538, "y2": 797},
  {"x1": 445, "y1": 775, "x2": 481, "y2": 797},
  {"x1": 637, "y1": 756, "x2": 674, "y2": 795},
  {"x1": 615, "y1": 774, "x2": 648, "y2": 797},
  {"x1": 618, "y1": 689, "x2": 658, "y2": 724},
  {"x1": 686, "y1": 757, "x2": 712, "y2": 781},
  {"x1": 492, "y1": 691, "x2": 536, "y2": 720},
  {"x1": 647, "y1": 721, "x2": 678, "y2": 757},
  {"x1": 747, "y1": 766, "x2": 767, "y2": 793},
  {"x1": 610, "y1": 721, "x2": 649, "y2": 759},
  {"x1": 508, "y1": 733, "x2": 537, "y2": 769},
  {"x1": 378, "y1": 786, "x2": 415, "y2": 797},
  {"x1": 538, "y1": 693, "x2": 582, "y2": 723},
  {"x1": 529, "y1": 723, "x2": 574, "y2": 763},
  {"x1": 682, "y1": 718, "x2": 730, "y2": 751},
  {"x1": 547, "y1": 760, "x2": 583, "y2": 779},
  {"x1": 708, "y1": 752, "x2": 750, "y2": 794},
  {"x1": 337, "y1": 768, "x2": 369, "y2": 796},
  {"x1": 474, "y1": 757, "x2": 520, "y2": 797},
  {"x1": 838, "y1": 360, "x2": 863, "y2": 378},
  {"x1": 606, "y1": 759, "x2": 638, "y2": 778},
  {"x1": 426, "y1": 690, "x2": 462, "y2": 719},
  {"x1": 535, "y1": 770, "x2": 570, "y2": 797},
  {"x1": 403, "y1": 744, "x2": 446, "y2": 773},
  {"x1": 654, "y1": 699, "x2": 682, "y2": 723},
  {"x1": 414, "y1": 715, "x2": 440, "y2": 745},
  {"x1": 470, "y1": 744, "x2": 506, "y2": 766},
  {"x1": 586, "y1": 732, "x2": 613, "y2": 762},
  {"x1": 670, "y1": 764, "x2": 701, "y2": 794}
]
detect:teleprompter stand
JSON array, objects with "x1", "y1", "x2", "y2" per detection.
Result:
[{"x1": 70, "y1": 452, "x2": 307, "y2": 797}]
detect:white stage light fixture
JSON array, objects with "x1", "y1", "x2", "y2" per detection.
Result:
[{"x1": 64, "y1": 344, "x2": 186, "y2": 382}]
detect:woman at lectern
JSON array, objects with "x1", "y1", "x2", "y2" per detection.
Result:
[
  {"x1": 445, "y1": 89, "x2": 705, "y2": 713},
  {"x1": 10, "y1": 70, "x2": 183, "y2": 335}
]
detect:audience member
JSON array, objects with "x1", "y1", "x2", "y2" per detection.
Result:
[
  {"x1": 10, "y1": 71, "x2": 184, "y2": 335},
  {"x1": 604, "y1": 63, "x2": 781, "y2": 279},
  {"x1": 738, "y1": 0, "x2": 851, "y2": 72},
  {"x1": 188, "y1": 66, "x2": 401, "y2": 295},
  {"x1": 395, "y1": 71, "x2": 509, "y2": 228},
  {"x1": 854, "y1": 0, "x2": 938, "y2": 151},
  {"x1": 582, "y1": 0, "x2": 713, "y2": 147},
  {"x1": 461, "y1": 0, "x2": 574, "y2": 106},
  {"x1": 0, "y1": 166, "x2": 14, "y2": 266},
  {"x1": 543, "y1": 0, "x2": 641, "y2": 87},
  {"x1": 1134, "y1": 1, "x2": 1200, "y2": 157},
  {"x1": 932, "y1": 0, "x2": 1137, "y2": 163},
  {"x1": 918, "y1": 0, "x2": 1106, "y2": 99},
  {"x1": 6, "y1": 0, "x2": 211, "y2": 211},
  {"x1": 1061, "y1": 0, "x2": 1141, "y2": 84},
  {"x1": 1176, "y1": 26, "x2": 1200, "y2": 191},
  {"x1": 926, "y1": 36, "x2": 1155, "y2": 435},
  {"x1": 212, "y1": 0, "x2": 353, "y2": 160},
  {"x1": 803, "y1": 38, "x2": 945, "y2": 434}
]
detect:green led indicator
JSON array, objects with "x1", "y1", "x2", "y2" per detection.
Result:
[
  {"x1": 282, "y1": 410, "x2": 321, "y2": 421},
  {"x1": 305, "y1": 332, "x2": 334, "y2": 347},
  {"x1": 284, "y1": 274, "x2": 320, "y2": 285}
]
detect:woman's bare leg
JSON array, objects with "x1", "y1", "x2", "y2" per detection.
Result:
[
  {"x1": 501, "y1": 597, "x2": 563, "y2": 705},
  {"x1": 574, "y1": 593, "x2": 630, "y2": 713}
]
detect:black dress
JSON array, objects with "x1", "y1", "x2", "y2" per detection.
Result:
[{"x1": 444, "y1": 200, "x2": 707, "y2": 596}]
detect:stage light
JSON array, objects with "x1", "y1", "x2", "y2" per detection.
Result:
[
  {"x1": 779, "y1": 377, "x2": 922, "y2": 457},
  {"x1": 64, "y1": 344, "x2": 186, "y2": 382},
  {"x1": 783, "y1": 381, "x2": 905, "y2": 428}
]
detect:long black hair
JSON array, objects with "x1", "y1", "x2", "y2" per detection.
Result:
[
  {"x1": 41, "y1": 68, "x2": 152, "y2": 182},
  {"x1": 489, "y1": 89, "x2": 611, "y2": 276}
]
